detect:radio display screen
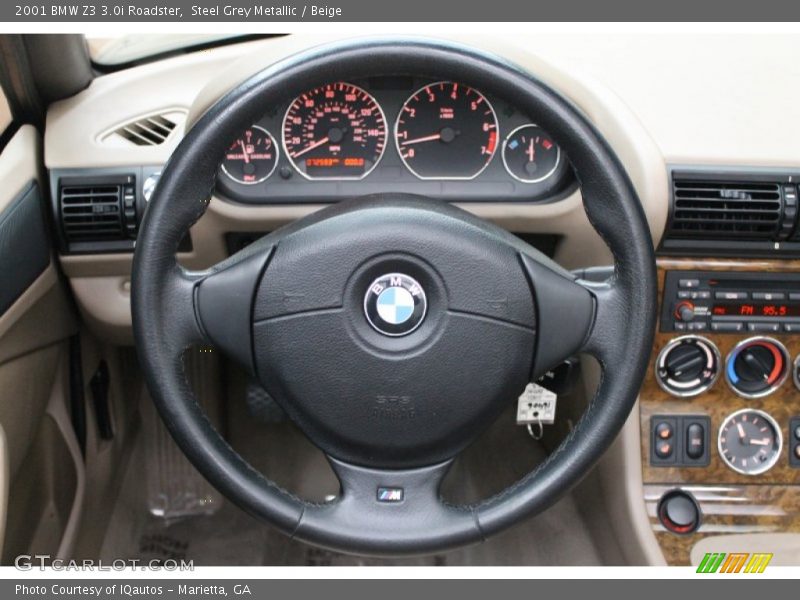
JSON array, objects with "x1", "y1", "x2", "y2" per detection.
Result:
[{"x1": 712, "y1": 303, "x2": 800, "y2": 318}]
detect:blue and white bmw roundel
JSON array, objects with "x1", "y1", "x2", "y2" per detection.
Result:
[
  {"x1": 376, "y1": 286, "x2": 416, "y2": 325},
  {"x1": 364, "y1": 273, "x2": 427, "y2": 336}
]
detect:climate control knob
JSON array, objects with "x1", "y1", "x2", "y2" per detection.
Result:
[
  {"x1": 726, "y1": 337, "x2": 789, "y2": 398},
  {"x1": 656, "y1": 336, "x2": 720, "y2": 397}
]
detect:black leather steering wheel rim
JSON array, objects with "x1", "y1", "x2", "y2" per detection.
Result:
[{"x1": 132, "y1": 38, "x2": 657, "y2": 555}]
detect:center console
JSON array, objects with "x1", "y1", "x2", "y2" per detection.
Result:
[
  {"x1": 642, "y1": 258, "x2": 800, "y2": 565},
  {"x1": 641, "y1": 167, "x2": 800, "y2": 565}
]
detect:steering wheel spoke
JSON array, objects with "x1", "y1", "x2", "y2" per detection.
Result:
[
  {"x1": 296, "y1": 456, "x2": 479, "y2": 555},
  {"x1": 193, "y1": 242, "x2": 274, "y2": 374},
  {"x1": 520, "y1": 253, "x2": 597, "y2": 379}
]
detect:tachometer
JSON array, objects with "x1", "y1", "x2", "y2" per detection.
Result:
[
  {"x1": 395, "y1": 82, "x2": 498, "y2": 180},
  {"x1": 282, "y1": 82, "x2": 387, "y2": 180},
  {"x1": 221, "y1": 126, "x2": 278, "y2": 185}
]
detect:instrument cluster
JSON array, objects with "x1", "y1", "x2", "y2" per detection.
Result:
[{"x1": 215, "y1": 78, "x2": 574, "y2": 204}]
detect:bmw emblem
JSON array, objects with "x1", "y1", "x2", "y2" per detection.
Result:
[{"x1": 364, "y1": 273, "x2": 427, "y2": 336}]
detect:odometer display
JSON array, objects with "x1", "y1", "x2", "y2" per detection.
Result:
[
  {"x1": 395, "y1": 82, "x2": 498, "y2": 180},
  {"x1": 282, "y1": 82, "x2": 387, "y2": 180}
]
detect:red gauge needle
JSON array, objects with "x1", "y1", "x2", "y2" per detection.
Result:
[
  {"x1": 240, "y1": 141, "x2": 249, "y2": 164},
  {"x1": 401, "y1": 133, "x2": 442, "y2": 146},
  {"x1": 291, "y1": 136, "x2": 330, "y2": 159},
  {"x1": 526, "y1": 137, "x2": 536, "y2": 163}
]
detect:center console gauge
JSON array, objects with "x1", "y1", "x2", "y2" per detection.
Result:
[
  {"x1": 221, "y1": 125, "x2": 278, "y2": 185},
  {"x1": 725, "y1": 337, "x2": 789, "y2": 398},
  {"x1": 282, "y1": 82, "x2": 387, "y2": 180},
  {"x1": 718, "y1": 409, "x2": 782, "y2": 475},
  {"x1": 655, "y1": 335, "x2": 720, "y2": 397},
  {"x1": 394, "y1": 82, "x2": 498, "y2": 180}
]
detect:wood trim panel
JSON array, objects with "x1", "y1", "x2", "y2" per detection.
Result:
[{"x1": 645, "y1": 484, "x2": 800, "y2": 566}]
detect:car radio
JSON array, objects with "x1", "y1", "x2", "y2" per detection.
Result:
[{"x1": 661, "y1": 271, "x2": 800, "y2": 334}]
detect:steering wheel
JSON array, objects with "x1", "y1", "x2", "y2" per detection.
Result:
[{"x1": 132, "y1": 38, "x2": 657, "y2": 555}]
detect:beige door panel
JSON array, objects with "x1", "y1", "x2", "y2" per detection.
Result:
[{"x1": 0, "y1": 125, "x2": 79, "y2": 562}]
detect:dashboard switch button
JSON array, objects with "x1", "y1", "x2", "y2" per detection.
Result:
[
  {"x1": 655, "y1": 441, "x2": 674, "y2": 459},
  {"x1": 686, "y1": 423, "x2": 705, "y2": 459},
  {"x1": 656, "y1": 422, "x2": 673, "y2": 440}
]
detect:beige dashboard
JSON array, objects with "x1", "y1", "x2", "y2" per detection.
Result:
[{"x1": 42, "y1": 32, "x2": 800, "y2": 566}]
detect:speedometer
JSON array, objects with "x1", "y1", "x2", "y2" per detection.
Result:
[
  {"x1": 395, "y1": 82, "x2": 498, "y2": 180},
  {"x1": 282, "y1": 82, "x2": 387, "y2": 180}
]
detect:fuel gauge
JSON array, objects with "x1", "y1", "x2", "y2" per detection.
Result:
[
  {"x1": 501, "y1": 124, "x2": 560, "y2": 183},
  {"x1": 221, "y1": 125, "x2": 279, "y2": 185}
]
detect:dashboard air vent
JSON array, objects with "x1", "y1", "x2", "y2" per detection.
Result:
[
  {"x1": 115, "y1": 114, "x2": 177, "y2": 146},
  {"x1": 60, "y1": 184, "x2": 122, "y2": 241},
  {"x1": 98, "y1": 109, "x2": 186, "y2": 148},
  {"x1": 669, "y1": 178, "x2": 783, "y2": 239},
  {"x1": 58, "y1": 176, "x2": 138, "y2": 249}
]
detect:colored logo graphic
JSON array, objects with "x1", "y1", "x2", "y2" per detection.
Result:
[
  {"x1": 363, "y1": 273, "x2": 427, "y2": 336},
  {"x1": 376, "y1": 487, "x2": 404, "y2": 503},
  {"x1": 376, "y1": 286, "x2": 415, "y2": 325},
  {"x1": 696, "y1": 552, "x2": 773, "y2": 573}
]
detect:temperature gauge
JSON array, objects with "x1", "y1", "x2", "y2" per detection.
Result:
[
  {"x1": 221, "y1": 126, "x2": 279, "y2": 185},
  {"x1": 501, "y1": 124, "x2": 560, "y2": 183}
]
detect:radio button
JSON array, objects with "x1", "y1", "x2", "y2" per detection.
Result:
[
  {"x1": 790, "y1": 293, "x2": 800, "y2": 301},
  {"x1": 679, "y1": 279, "x2": 700, "y2": 289},
  {"x1": 697, "y1": 291, "x2": 711, "y2": 299},
  {"x1": 785, "y1": 323, "x2": 800, "y2": 333},
  {"x1": 677, "y1": 291, "x2": 692, "y2": 299},
  {"x1": 715, "y1": 291, "x2": 748, "y2": 300},
  {"x1": 748, "y1": 323, "x2": 781, "y2": 333},
  {"x1": 752, "y1": 292, "x2": 786, "y2": 301},
  {"x1": 712, "y1": 322, "x2": 744, "y2": 332}
]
